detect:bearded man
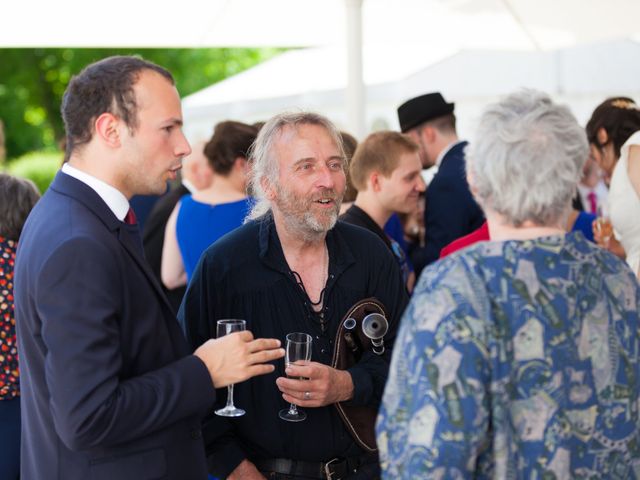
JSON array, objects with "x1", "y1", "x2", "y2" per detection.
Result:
[{"x1": 179, "y1": 112, "x2": 408, "y2": 480}]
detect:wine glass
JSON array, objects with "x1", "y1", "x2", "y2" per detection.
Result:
[
  {"x1": 279, "y1": 332, "x2": 312, "y2": 422},
  {"x1": 595, "y1": 203, "x2": 613, "y2": 246},
  {"x1": 215, "y1": 319, "x2": 246, "y2": 417}
]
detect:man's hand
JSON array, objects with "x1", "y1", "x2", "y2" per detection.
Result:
[
  {"x1": 194, "y1": 331, "x2": 284, "y2": 388},
  {"x1": 228, "y1": 459, "x2": 266, "y2": 480},
  {"x1": 275, "y1": 361, "x2": 354, "y2": 407}
]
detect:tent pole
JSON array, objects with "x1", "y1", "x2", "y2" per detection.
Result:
[{"x1": 345, "y1": 0, "x2": 365, "y2": 139}]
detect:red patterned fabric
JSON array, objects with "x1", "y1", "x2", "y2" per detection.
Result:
[{"x1": 0, "y1": 236, "x2": 19, "y2": 399}]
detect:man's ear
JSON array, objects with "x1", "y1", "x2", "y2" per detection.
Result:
[
  {"x1": 94, "y1": 113, "x2": 121, "y2": 148},
  {"x1": 422, "y1": 125, "x2": 436, "y2": 144},
  {"x1": 370, "y1": 171, "x2": 382, "y2": 193},
  {"x1": 596, "y1": 127, "x2": 609, "y2": 146},
  {"x1": 234, "y1": 156, "x2": 249, "y2": 173}
]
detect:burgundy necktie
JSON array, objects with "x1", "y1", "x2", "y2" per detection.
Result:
[
  {"x1": 587, "y1": 192, "x2": 597, "y2": 214},
  {"x1": 124, "y1": 208, "x2": 138, "y2": 225}
]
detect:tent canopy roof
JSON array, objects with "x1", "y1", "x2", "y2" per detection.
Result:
[{"x1": 4, "y1": 0, "x2": 640, "y2": 49}]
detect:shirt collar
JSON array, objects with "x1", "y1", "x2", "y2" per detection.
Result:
[
  {"x1": 435, "y1": 139, "x2": 464, "y2": 168},
  {"x1": 257, "y1": 212, "x2": 355, "y2": 277},
  {"x1": 344, "y1": 205, "x2": 392, "y2": 248},
  {"x1": 61, "y1": 163, "x2": 130, "y2": 221}
]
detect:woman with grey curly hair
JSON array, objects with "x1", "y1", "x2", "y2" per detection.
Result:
[{"x1": 378, "y1": 90, "x2": 640, "y2": 479}]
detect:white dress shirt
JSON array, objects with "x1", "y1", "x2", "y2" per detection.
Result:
[
  {"x1": 61, "y1": 163, "x2": 130, "y2": 222},
  {"x1": 577, "y1": 180, "x2": 609, "y2": 215},
  {"x1": 434, "y1": 139, "x2": 464, "y2": 169}
]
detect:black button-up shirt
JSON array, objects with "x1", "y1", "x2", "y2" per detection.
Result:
[{"x1": 178, "y1": 214, "x2": 409, "y2": 479}]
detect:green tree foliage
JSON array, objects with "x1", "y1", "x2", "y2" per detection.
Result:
[
  {"x1": 0, "y1": 48, "x2": 283, "y2": 160},
  {"x1": 7, "y1": 151, "x2": 62, "y2": 194}
]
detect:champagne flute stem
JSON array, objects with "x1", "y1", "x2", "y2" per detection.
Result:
[
  {"x1": 288, "y1": 403, "x2": 298, "y2": 415},
  {"x1": 226, "y1": 384, "x2": 235, "y2": 409}
]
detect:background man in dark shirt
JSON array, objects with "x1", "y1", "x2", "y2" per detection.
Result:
[
  {"x1": 180, "y1": 112, "x2": 408, "y2": 479},
  {"x1": 341, "y1": 130, "x2": 425, "y2": 292}
]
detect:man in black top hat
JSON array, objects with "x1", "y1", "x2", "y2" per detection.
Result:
[{"x1": 397, "y1": 92, "x2": 484, "y2": 275}]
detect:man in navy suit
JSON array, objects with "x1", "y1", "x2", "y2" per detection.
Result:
[
  {"x1": 14, "y1": 56, "x2": 284, "y2": 480},
  {"x1": 397, "y1": 92, "x2": 484, "y2": 275}
]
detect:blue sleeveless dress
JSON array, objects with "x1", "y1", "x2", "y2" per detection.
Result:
[
  {"x1": 572, "y1": 210, "x2": 596, "y2": 242},
  {"x1": 176, "y1": 195, "x2": 252, "y2": 280}
]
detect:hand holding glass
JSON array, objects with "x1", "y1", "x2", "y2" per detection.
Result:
[
  {"x1": 215, "y1": 319, "x2": 246, "y2": 417},
  {"x1": 595, "y1": 204, "x2": 613, "y2": 246},
  {"x1": 279, "y1": 332, "x2": 312, "y2": 422}
]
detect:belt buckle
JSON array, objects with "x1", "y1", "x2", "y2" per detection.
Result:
[{"x1": 323, "y1": 457, "x2": 340, "y2": 480}]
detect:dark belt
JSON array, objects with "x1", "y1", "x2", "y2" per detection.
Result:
[{"x1": 255, "y1": 455, "x2": 373, "y2": 479}]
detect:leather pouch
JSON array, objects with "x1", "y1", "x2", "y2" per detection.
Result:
[{"x1": 331, "y1": 297, "x2": 389, "y2": 453}]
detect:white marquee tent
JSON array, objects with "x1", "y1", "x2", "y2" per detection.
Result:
[
  {"x1": 5, "y1": 0, "x2": 640, "y2": 136},
  {"x1": 182, "y1": 39, "x2": 640, "y2": 142}
]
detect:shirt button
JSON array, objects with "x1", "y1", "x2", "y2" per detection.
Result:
[{"x1": 191, "y1": 429, "x2": 202, "y2": 439}]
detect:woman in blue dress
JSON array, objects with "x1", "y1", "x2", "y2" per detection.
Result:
[{"x1": 161, "y1": 121, "x2": 258, "y2": 288}]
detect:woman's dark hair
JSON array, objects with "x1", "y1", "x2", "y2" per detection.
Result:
[
  {"x1": 61, "y1": 56, "x2": 174, "y2": 161},
  {"x1": 0, "y1": 173, "x2": 40, "y2": 240},
  {"x1": 203, "y1": 121, "x2": 258, "y2": 175},
  {"x1": 586, "y1": 97, "x2": 640, "y2": 158}
]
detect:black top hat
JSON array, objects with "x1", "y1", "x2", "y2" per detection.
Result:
[{"x1": 397, "y1": 92, "x2": 455, "y2": 133}]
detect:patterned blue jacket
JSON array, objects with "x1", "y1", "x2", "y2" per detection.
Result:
[{"x1": 377, "y1": 232, "x2": 640, "y2": 479}]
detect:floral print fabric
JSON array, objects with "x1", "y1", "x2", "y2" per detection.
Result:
[
  {"x1": 0, "y1": 236, "x2": 19, "y2": 400},
  {"x1": 377, "y1": 232, "x2": 640, "y2": 479}
]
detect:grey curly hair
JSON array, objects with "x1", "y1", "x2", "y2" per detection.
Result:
[{"x1": 466, "y1": 90, "x2": 588, "y2": 227}]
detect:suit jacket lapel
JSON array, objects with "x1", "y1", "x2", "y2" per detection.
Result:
[
  {"x1": 50, "y1": 171, "x2": 182, "y2": 335},
  {"x1": 117, "y1": 226, "x2": 188, "y2": 356},
  {"x1": 117, "y1": 225, "x2": 176, "y2": 313}
]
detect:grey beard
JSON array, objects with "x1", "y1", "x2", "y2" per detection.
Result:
[{"x1": 283, "y1": 208, "x2": 339, "y2": 242}]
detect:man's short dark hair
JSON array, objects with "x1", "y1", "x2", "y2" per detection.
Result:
[
  {"x1": 427, "y1": 113, "x2": 456, "y2": 134},
  {"x1": 411, "y1": 113, "x2": 457, "y2": 136},
  {"x1": 61, "y1": 56, "x2": 174, "y2": 160},
  {"x1": 0, "y1": 173, "x2": 40, "y2": 240}
]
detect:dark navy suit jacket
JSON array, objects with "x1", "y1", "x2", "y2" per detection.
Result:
[
  {"x1": 14, "y1": 171, "x2": 215, "y2": 480},
  {"x1": 412, "y1": 141, "x2": 485, "y2": 275}
]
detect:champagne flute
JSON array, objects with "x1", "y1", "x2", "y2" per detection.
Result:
[
  {"x1": 279, "y1": 332, "x2": 312, "y2": 422},
  {"x1": 215, "y1": 319, "x2": 246, "y2": 417},
  {"x1": 595, "y1": 203, "x2": 613, "y2": 246}
]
